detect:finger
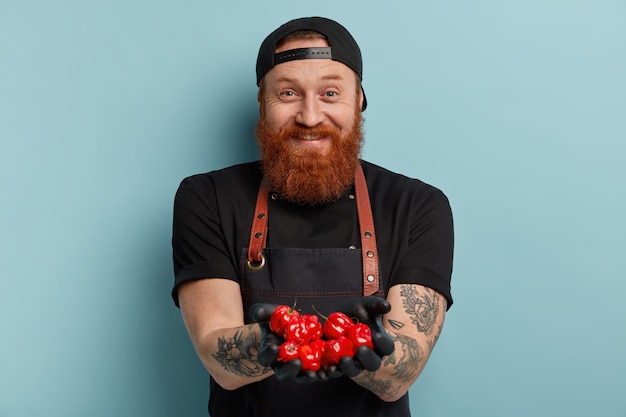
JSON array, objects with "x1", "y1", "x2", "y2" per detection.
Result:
[
  {"x1": 355, "y1": 346, "x2": 382, "y2": 371},
  {"x1": 339, "y1": 356, "x2": 363, "y2": 378},
  {"x1": 340, "y1": 300, "x2": 369, "y2": 323},
  {"x1": 294, "y1": 370, "x2": 318, "y2": 383},
  {"x1": 257, "y1": 343, "x2": 279, "y2": 367},
  {"x1": 364, "y1": 296, "x2": 391, "y2": 315},
  {"x1": 274, "y1": 359, "x2": 302, "y2": 381},
  {"x1": 316, "y1": 368, "x2": 330, "y2": 382},
  {"x1": 249, "y1": 303, "x2": 277, "y2": 322},
  {"x1": 326, "y1": 365, "x2": 344, "y2": 378},
  {"x1": 263, "y1": 330, "x2": 284, "y2": 346},
  {"x1": 372, "y1": 331, "x2": 395, "y2": 357}
]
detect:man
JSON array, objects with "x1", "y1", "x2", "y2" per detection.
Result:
[{"x1": 172, "y1": 17, "x2": 454, "y2": 416}]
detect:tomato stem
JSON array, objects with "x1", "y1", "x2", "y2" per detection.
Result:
[{"x1": 311, "y1": 305, "x2": 329, "y2": 321}]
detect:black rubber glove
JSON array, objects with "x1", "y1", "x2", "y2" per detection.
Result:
[
  {"x1": 249, "y1": 303, "x2": 324, "y2": 383},
  {"x1": 337, "y1": 296, "x2": 394, "y2": 376}
]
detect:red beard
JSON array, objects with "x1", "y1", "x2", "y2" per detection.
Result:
[{"x1": 255, "y1": 109, "x2": 364, "y2": 205}]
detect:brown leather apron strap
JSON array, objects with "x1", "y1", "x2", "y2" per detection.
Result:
[
  {"x1": 246, "y1": 163, "x2": 380, "y2": 296},
  {"x1": 354, "y1": 164, "x2": 379, "y2": 296},
  {"x1": 246, "y1": 179, "x2": 269, "y2": 270}
]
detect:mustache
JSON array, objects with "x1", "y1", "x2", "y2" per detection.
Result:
[{"x1": 277, "y1": 125, "x2": 342, "y2": 140}]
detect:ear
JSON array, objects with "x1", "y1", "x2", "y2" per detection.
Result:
[
  {"x1": 358, "y1": 87, "x2": 367, "y2": 111},
  {"x1": 257, "y1": 79, "x2": 265, "y2": 105}
]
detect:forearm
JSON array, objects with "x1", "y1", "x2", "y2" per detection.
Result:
[
  {"x1": 350, "y1": 331, "x2": 427, "y2": 402},
  {"x1": 177, "y1": 279, "x2": 273, "y2": 390},
  {"x1": 195, "y1": 323, "x2": 273, "y2": 390},
  {"x1": 351, "y1": 284, "x2": 447, "y2": 402}
]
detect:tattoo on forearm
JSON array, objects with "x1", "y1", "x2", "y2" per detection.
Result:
[
  {"x1": 384, "y1": 332, "x2": 423, "y2": 380},
  {"x1": 354, "y1": 286, "x2": 443, "y2": 398},
  {"x1": 388, "y1": 319, "x2": 405, "y2": 330},
  {"x1": 354, "y1": 371, "x2": 398, "y2": 398},
  {"x1": 212, "y1": 330, "x2": 271, "y2": 377},
  {"x1": 399, "y1": 285, "x2": 440, "y2": 336},
  {"x1": 354, "y1": 331, "x2": 423, "y2": 399},
  {"x1": 428, "y1": 321, "x2": 444, "y2": 351}
]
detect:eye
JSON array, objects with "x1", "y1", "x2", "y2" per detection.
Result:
[
  {"x1": 278, "y1": 89, "x2": 300, "y2": 102},
  {"x1": 325, "y1": 91, "x2": 337, "y2": 97}
]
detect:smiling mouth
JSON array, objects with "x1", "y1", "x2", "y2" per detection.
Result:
[{"x1": 296, "y1": 134, "x2": 323, "y2": 141}]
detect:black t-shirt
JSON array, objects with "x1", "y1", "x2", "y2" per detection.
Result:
[{"x1": 172, "y1": 160, "x2": 454, "y2": 308}]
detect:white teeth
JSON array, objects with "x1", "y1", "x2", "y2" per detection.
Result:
[{"x1": 300, "y1": 135, "x2": 318, "y2": 140}]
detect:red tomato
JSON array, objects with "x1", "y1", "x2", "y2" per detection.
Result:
[
  {"x1": 346, "y1": 323, "x2": 374, "y2": 352},
  {"x1": 276, "y1": 341, "x2": 300, "y2": 363},
  {"x1": 322, "y1": 312, "x2": 354, "y2": 339},
  {"x1": 324, "y1": 336, "x2": 354, "y2": 365},
  {"x1": 270, "y1": 305, "x2": 300, "y2": 337},
  {"x1": 303, "y1": 314, "x2": 323, "y2": 341},
  {"x1": 299, "y1": 342, "x2": 322, "y2": 371}
]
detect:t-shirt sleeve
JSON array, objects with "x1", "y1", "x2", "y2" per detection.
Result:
[
  {"x1": 171, "y1": 175, "x2": 240, "y2": 307},
  {"x1": 392, "y1": 188, "x2": 454, "y2": 309}
]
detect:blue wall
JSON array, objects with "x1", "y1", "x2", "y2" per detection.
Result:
[{"x1": 1, "y1": 1, "x2": 624, "y2": 416}]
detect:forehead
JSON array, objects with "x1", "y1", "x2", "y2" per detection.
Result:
[{"x1": 268, "y1": 38, "x2": 358, "y2": 85}]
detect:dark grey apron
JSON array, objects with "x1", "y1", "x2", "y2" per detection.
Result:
[{"x1": 208, "y1": 164, "x2": 410, "y2": 417}]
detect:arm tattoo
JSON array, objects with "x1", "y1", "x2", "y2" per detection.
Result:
[
  {"x1": 388, "y1": 319, "x2": 405, "y2": 330},
  {"x1": 355, "y1": 371, "x2": 398, "y2": 398},
  {"x1": 428, "y1": 321, "x2": 444, "y2": 351},
  {"x1": 384, "y1": 332, "x2": 423, "y2": 380},
  {"x1": 354, "y1": 332, "x2": 422, "y2": 398},
  {"x1": 399, "y1": 284, "x2": 440, "y2": 336},
  {"x1": 354, "y1": 286, "x2": 443, "y2": 398},
  {"x1": 212, "y1": 330, "x2": 271, "y2": 377}
]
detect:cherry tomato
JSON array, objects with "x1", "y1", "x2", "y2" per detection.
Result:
[
  {"x1": 300, "y1": 341, "x2": 323, "y2": 371},
  {"x1": 322, "y1": 311, "x2": 354, "y2": 339},
  {"x1": 276, "y1": 341, "x2": 300, "y2": 363},
  {"x1": 324, "y1": 336, "x2": 354, "y2": 365},
  {"x1": 303, "y1": 314, "x2": 323, "y2": 341},
  {"x1": 346, "y1": 323, "x2": 374, "y2": 352},
  {"x1": 270, "y1": 305, "x2": 300, "y2": 337},
  {"x1": 285, "y1": 316, "x2": 312, "y2": 345}
]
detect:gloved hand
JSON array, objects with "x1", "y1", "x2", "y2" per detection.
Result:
[
  {"x1": 337, "y1": 296, "x2": 394, "y2": 377},
  {"x1": 249, "y1": 303, "x2": 326, "y2": 383}
]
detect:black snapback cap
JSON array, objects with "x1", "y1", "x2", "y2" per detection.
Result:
[{"x1": 256, "y1": 17, "x2": 367, "y2": 110}]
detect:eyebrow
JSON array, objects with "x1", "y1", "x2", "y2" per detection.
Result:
[
  {"x1": 275, "y1": 74, "x2": 345, "y2": 83},
  {"x1": 275, "y1": 76, "x2": 297, "y2": 83}
]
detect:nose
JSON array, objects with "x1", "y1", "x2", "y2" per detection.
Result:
[{"x1": 295, "y1": 95, "x2": 324, "y2": 127}]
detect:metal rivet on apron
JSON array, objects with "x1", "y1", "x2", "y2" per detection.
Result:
[
  {"x1": 364, "y1": 231, "x2": 372, "y2": 238},
  {"x1": 348, "y1": 194, "x2": 355, "y2": 199},
  {"x1": 367, "y1": 275, "x2": 375, "y2": 282},
  {"x1": 257, "y1": 213, "x2": 265, "y2": 219},
  {"x1": 271, "y1": 193, "x2": 278, "y2": 200},
  {"x1": 254, "y1": 232, "x2": 262, "y2": 238},
  {"x1": 246, "y1": 254, "x2": 265, "y2": 271},
  {"x1": 348, "y1": 245, "x2": 357, "y2": 250},
  {"x1": 366, "y1": 251, "x2": 374, "y2": 258}
]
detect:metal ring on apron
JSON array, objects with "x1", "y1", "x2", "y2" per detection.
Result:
[{"x1": 245, "y1": 254, "x2": 266, "y2": 271}]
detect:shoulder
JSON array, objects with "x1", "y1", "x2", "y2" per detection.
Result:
[
  {"x1": 361, "y1": 160, "x2": 450, "y2": 208},
  {"x1": 174, "y1": 161, "x2": 263, "y2": 213},
  {"x1": 177, "y1": 161, "x2": 262, "y2": 193},
  {"x1": 179, "y1": 161, "x2": 261, "y2": 185}
]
